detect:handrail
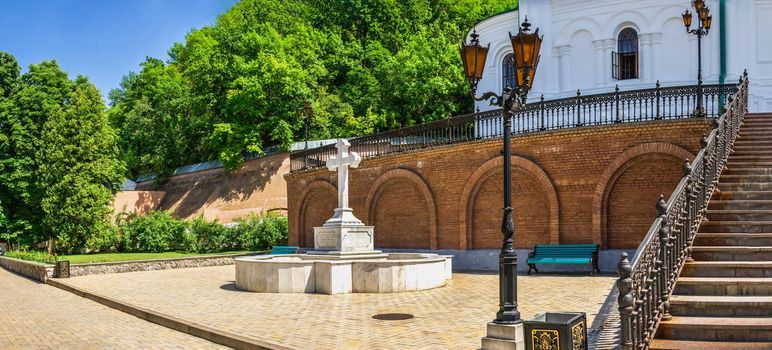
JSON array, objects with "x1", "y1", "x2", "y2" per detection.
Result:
[
  {"x1": 616, "y1": 72, "x2": 748, "y2": 350},
  {"x1": 290, "y1": 81, "x2": 739, "y2": 173}
]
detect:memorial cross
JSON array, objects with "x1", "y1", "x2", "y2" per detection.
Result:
[{"x1": 326, "y1": 139, "x2": 361, "y2": 211}]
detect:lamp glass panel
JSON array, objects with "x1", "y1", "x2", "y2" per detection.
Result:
[
  {"x1": 693, "y1": 0, "x2": 704, "y2": 11},
  {"x1": 474, "y1": 46, "x2": 488, "y2": 78},
  {"x1": 683, "y1": 11, "x2": 693, "y2": 27}
]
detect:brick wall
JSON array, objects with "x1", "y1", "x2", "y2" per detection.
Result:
[
  {"x1": 287, "y1": 119, "x2": 709, "y2": 249},
  {"x1": 112, "y1": 191, "x2": 166, "y2": 217},
  {"x1": 136, "y1": 152, "x2": 289, "y2": 223}
]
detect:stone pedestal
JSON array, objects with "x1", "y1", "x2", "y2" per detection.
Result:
[
  {"x1": 312, "y1": 224, "x2": 375, "y2": 252},
  {"x1": 481, "y1": 322, "x2": 525, "y2": 350}
]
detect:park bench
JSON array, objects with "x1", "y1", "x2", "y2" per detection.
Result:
[
  {"x1": 526, "y1": 244, "x2": 600, "y2": 275},
  {"x1": 270, "y1": 246, "x2": 299, "y2": 255}
]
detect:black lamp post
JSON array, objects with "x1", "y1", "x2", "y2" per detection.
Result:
[
  {"x1": 297, "y1": 100, "x2": 314, "y2": 149},
  {"x1": 682, "y1": 0, "x2": 712, "y2": 116},
  {"x1": 460, "y1": 18, "x2": 542, "y2": 324}
]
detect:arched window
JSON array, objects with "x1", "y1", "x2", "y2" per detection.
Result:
[
  {"x1": 502, "y1": 53, "x2": 517, "y2": 89},
  {"x1": 613, "y1": 28, "x2": 639, "y2": 80}
]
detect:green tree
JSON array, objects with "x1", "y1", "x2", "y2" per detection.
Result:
[
  {"x1": 109, "y1": 0, "x2": 518, "y2": 176},
  {"x1": 38, "y1": 77, "x2": 125, "y2": 253},
  {"x1": 0, "y1": 60, "x2": 71, "y2": 248}
]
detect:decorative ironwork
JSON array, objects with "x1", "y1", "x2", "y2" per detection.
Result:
[
  {"x1": 532, "y1": 329, "x2": 560, "y2": 350},
  {"x1": 616, "y1": 71, "x2": 748, "y2": 350},
  {"x1": 290, "y1": 82, "x2": 738, "y2": 173},
  {"x1": 571, "y1": 322, "x2": 586, "y2": 350}
]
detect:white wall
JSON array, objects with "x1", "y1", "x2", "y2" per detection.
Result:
[{"x1": 471, "y1": 0, "x2": 771, "y2": 112}]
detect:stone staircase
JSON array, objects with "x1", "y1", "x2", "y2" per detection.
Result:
[{"x1": 651, "y1": 113, "x2": 772, "y2": 350}]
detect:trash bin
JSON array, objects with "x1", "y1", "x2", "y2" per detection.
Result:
[
  {"x1": 523, "y1": 312, "x2": 587, "y2": 350},
  {"x1": 54, "y1": 260, "x2": 70, "y2": 278}
]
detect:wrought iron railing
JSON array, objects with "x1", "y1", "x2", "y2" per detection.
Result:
[
  {"x1": 290, "y1": 81, "x2": 738, "y2": 173},
  {"x1": 616, "y1": 72, "x2": 748, "y2": 350}
]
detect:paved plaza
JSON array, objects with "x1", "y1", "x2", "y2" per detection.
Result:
[
  {"x1": 53, "y1": 266, "x2": 615, "y2": 349},
  {"x1": 0, "y1": 268, "x2": 226, "y2": 350}
]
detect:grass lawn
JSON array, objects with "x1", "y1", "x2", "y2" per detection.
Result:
[{"x1": 60, "y1": 251, "x2": 258, "y2": 264}]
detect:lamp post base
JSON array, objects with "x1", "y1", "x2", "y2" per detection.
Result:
[{"x1": 481, "y1": 322, "x2": 525, "y2": 350}]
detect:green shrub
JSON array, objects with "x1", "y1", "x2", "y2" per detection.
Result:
[
  {"x1": 188, "y1": 216, "x2": 234, "y2": 253},
  {"x1": 5, "y1": 250, "x2": 57, "y2": 264},
  {"x1": 85, "y1": 225, "x2": 121, "y2": 253},
  {"x1": 122, "y1": 211, "x2": 187, "y2": 252},
  {"x1": 235, "y1": 212, "x2": 288, "y2": 250}
]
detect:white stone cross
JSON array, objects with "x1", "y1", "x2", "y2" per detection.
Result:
[{"x1": 326, "y1": 139, "x2": 361, "y2": 213}]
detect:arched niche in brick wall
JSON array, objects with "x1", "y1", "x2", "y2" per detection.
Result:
[
  {"x1": 459, "y1": 156, "x2": 560, "y2": 249},
  {"x1": 296, "y1": 180, "x2": 337, "y2": 248},
  {"x1": 592, "y1": 142, "x2": 693, "y2": 249},
  {"x1": 364, "y1": 168, "x2": 437, "y2": 249}
]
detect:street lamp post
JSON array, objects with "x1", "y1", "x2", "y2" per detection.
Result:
[
  {"x1": 297, "y1": 100, "x2": 314, "y2": 149},
  {"x1": 682, "y1": 0, "x2": 712, "y2": 116},
  {"x1": 460, "y1": 18, "x2": 543, "y2": 325}
]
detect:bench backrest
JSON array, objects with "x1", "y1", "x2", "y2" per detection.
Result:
[
  {"x1": 532, "y1": 244, "x2": 599, "y2": 258},
  {"x1": 270, "y1": 246, "x2": 299, "y2": 254}
]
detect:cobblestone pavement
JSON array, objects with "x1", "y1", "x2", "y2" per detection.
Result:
[
  {"x1": 61, "y1": 266, "x2": 616, "y2": 350},
  {"x1": 0, "y1": 268, "x2": 227, "y2": 350}
]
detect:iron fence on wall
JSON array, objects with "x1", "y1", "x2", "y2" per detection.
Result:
[{"x1": 291, "y1": 81, "x2": 738, "y2": 173}]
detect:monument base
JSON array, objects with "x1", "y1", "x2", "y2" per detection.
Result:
[
  {"x1": 314, "y1": 224, "x2": 375, "y2": 252},
  {"x1": 481, "y1": 322, "x2": 525, "y2": 350},
  {"x1": 234, "y1": 253, "x2": 452, "y2": 294}
]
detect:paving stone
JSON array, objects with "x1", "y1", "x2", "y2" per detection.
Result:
[
  {"x1": 60, "y1": 266, "x2": 615, "y2": 349},
  {"x1": 0, "y1": 268, "x2": 227, "y2": 349}
]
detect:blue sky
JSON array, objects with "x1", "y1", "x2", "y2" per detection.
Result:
[{"x1": 0, "y1": 0, "x2": 238, "y2": 97}]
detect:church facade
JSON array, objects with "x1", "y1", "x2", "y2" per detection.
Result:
[{"x1": 472, "y1": 0, "x2": 771, "y2": 112}]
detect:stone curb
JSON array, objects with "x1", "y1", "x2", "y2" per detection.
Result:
[
  {"x1": 46, "y1": 278, "x2": 292, "y2": 350},
  {"x1": 68, "y1": 253, "x2": 265, "y2": 277},
  {"x1": 0, "y1": 256, "x2": 54, "y2": 282}
]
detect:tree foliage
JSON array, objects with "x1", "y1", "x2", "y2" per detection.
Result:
[
  {"x1": 110, "y1": 0, "x2": 518, "y2": 176},
  {"x1": 0, "y1": 55, "x2": 125, "y2": 253}
]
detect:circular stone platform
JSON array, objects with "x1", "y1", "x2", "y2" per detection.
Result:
[{"x1": 235, "y1": 253, "x2": 452, "y2": 294}]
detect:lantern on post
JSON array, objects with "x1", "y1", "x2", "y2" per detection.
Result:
[
  {"x1": 460, "y1": 17, "x2": 543, "y2": 325},
  {"x1": 681, "y1": 1, "x2": 711, "y2": 116}
]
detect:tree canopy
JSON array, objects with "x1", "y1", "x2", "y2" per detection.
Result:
[
  {"x1": 0, "y1": 54, "x2": 124, "y2": 253},
  {"x1": 109, "y1": 0, "x2": 518, "y2": 176}
]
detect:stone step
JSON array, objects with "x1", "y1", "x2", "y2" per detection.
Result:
[
  {"x1": 726, "y1": 155, "x2": 772, "y2": 162},
  {"x1": 726, "y1": 161, "x2": 772, "y2": 168},
  {"x1": 681, "y1": 261, "x2": 772, "y2": 278},
  {"x1": 691, "y1": 246, "x2": 772, "y2": 260},
  {"x1": 738, "y1": 133, "x2": 772, "y2": 139},
  {"x1": 713, "y1": 191, "x2": 772, "y2": 201},
  {"x1": 670, "y1": 295, "x2": 772, "y2": 317},
  {"x1": 723, "y1": 168, "x2": 772, "y2": 175},
  {"x1": 656, "y1": 316, "x2": 772, "y2": 342},
  {"x1": 694, "y1": 233, "x2": 772, "y2": 246},
  {"x1": 707, "y1": 210, "x2": 772, "y2": 221},
  {"x1": 699, "y1": 221, "x2": 772, "y2": 233},
  {"x1": 719, "y1": 182, "x2": 772, "y2": 191},
  {"x1": 709, "y1": 200, "x2": 772, "y2": 210},
  {"x1": 720, "y1": 174, "x2": 772, "y2": 182},
  {"x1": 650, "y1": 339, "x2": 772, "y2": 350},
  {"x1": 735, "y1": 136, "x2": 772, "y2": 142},
  {"x1": 675, "y1": 277, "x2": 772, "y2": 296},
  {"x1": 734, "y1": 140, "x2": 772, "y2": 146}
]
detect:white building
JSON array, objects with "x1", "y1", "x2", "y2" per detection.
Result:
[{"x1": 471, "y1": 0, "x2": 772, "y2": 112}]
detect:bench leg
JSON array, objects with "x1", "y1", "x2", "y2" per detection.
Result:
[
  {"x1": 591, "y1": 259, "x2": 601, "y2": 276},
  {"x1": 527, "y1": 264, "x2": 537, "y2": 275}
]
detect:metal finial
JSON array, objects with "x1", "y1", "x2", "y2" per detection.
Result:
[
  {"x1": 683, "y1": 159, "x2": 693, "y2": 176},
  {"x1": 656, "y1": 194, "x2": 667, "y2": 217}
]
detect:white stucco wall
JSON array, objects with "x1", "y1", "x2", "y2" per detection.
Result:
[{"x1": 470, "y1": 0, "x2": 772, "y2": 112}]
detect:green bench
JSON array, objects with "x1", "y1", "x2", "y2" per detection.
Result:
[
  {"x1": 526, "y1": 244, "x2": 600, "y2": 275},
  {"x1": 270, "y1": 246, "x2": 299, "y2": 255}
]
